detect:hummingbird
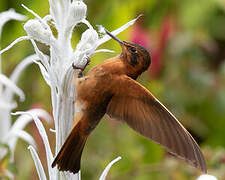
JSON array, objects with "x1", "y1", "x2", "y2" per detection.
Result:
[{"x1": 52, "y1": 29, "x2": 207, "y2": 174}]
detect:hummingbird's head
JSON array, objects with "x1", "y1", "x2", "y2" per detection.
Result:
[{"x1": 105, "y1": 29, "x2": 151, "y2": 78}]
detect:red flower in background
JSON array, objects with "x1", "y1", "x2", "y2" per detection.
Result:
[
  {"x1": 131, "y1": 21, "x2": 151, "y2": 50},
  {"x1": 131, "y1": 16, "x2": 173, "y2": 78}
]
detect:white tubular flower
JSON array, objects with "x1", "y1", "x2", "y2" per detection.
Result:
[
  {"x1": 0, "y1": 55, "x2": 46, "y2": 162},
  {"x1": 12, "y1": 111, "x2": 55, "y2": 179},
  {"x1": 0, "y1": 74, "x2": 25, "y2": 102},
  {"x1": 76, "y1": 29, "x2": 98, "y2": 51},
  {"x1": 99, "y1": 157, "x2": 122, "y2": 180},
  {"x1": 4, "y1": 109, "x2": 52, "y2": 159},
  {"x1": 0, "y1": 10, "x2": 40, "y2": 169},
  {"x1": 24, "y1": 19, "x2": 53, "y2": 45},
  {"x1": 0, "y1": 8, "x2": 26, "y2": 76},
  {"x1": 73, "y1": 29, "x2": 99, "y2": 68},
  {"x1": 0, "y1": 9, "x2": 26, "y2": 35}
]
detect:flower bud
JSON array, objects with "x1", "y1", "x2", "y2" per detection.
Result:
[
  {"x1": 24, "y1": 19, "x2": 52, "y2": 45},
  {"x1": 68, "y1": 0, "x2": 87, "y2": 26},
  {"x1": 76, "y1": 29, "x2": 98, "y2": 51}
]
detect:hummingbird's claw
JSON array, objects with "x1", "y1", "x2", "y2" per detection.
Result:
[
  {"x1": 72, "y1": 57, "x2": 90, "y2": 71},
  {"x1": 85, "y1": 56, "x2": 90, "y2": 66},
  {"x1": 72, "y1": 63, "x2": 83, "y2": 71}
]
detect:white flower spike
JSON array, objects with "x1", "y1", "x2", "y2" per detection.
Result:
[
  {"x1": 0, "y1": 9, "x2": 26, "y2": 35},
  {"x1": 12, "y1": 111, "x2": 55, "y2": 179},
  {"x1": 28, "y1": 145, "x2": 47, "y2": 180},
  {"x1": 99, "y1": 156, "x2": 122, "y2": 180},
  {"x1": 0, "y1": 0, "x2": 139, "y2": 179},
  {"x1": 0, "y1": 9, "x2": 38, "y2": 166}
]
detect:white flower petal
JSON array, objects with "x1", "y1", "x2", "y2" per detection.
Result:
[
  {"x1": 48, "y1": 0, "x2": 61, "y2": 26},
  {"x1": 0, "y1": 8, "x2": 26, "y2": 23},
  {"x1": 0, "y1": 9, "x2": 26, "y2": 34},
  {"x1": 8, "y1": 109, "x2": 51, "y2": 157},
  {"x1": 49, "y1": 128, "x2": 56, "y2": 133},
  {"x1": 62, "y1": 66, "x2": 76, "y2": 98},
  {"x1": 13, "y1": 111, "x2": 54, "y2": 179},
  {"x1": 99, "y1": 156, "x2": 122, "y2": 180},
  {"x1": 0, "y1": 36, "x2": 30, "y2": 55},
  {"x1": 11, "y1": 109, "x2": 52, "y2": 134},
  {"x1": 0, "y1": 74, "x2": 25, "y2": 101},
  {"x1": 10, "y1": 54, "x2": 37, "y2": 83},
  {"x1": 28, "y1": 145, "x2": 47, "y2": 180},
  {"x1": 93, "y1": 49, "x2": 114, "y2": 55},
  {"x1": 97, "y1": 16, "x2": 141, "y2": 47},
  {"x1": 5, "y1": 54, "x2": 37, "y2": 101},
  {"x1": 30, "y1": 39, "x2": 50, "y2": 68},
  {"x1": 55, "y1": 66, "x2": 76, "y2": 151},
  {"x1": 33, "y1": 59, "x2": 51, "y2": 86},
  {"x1": 22, "y1": 4, "x2": 49, "y2": 29},
  {"x1": 7, "y1": 129, "x2": 36, "y2": 151},
  {"x1": 81, "y1": 19, "x2": 94, "y2": 30},
  {"x1": 43, "y1": 15, "x2": 53, "y2": 22}
]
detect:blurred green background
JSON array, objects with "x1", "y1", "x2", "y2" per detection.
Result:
[{"x1": 1, "y1": 0, "x2": 225, "y2": 179}]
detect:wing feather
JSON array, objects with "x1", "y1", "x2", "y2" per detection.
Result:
[{"x1": 106, "y1": 76, "x2": 207, "y2": 172}]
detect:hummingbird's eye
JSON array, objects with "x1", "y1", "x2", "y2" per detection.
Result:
[{"x1": 129, "y1": 47, "x2": 137, "y2": 53}]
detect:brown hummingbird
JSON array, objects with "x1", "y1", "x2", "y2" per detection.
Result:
[{"x1": 52, "y1": 29, "x2": 207, "y2": 174}]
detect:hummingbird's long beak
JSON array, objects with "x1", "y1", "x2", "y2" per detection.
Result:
[{"x1": 104, "y1": 28, "x2": 125, "y2": 45}]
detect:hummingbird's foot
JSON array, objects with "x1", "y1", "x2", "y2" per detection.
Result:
[
  {"x1": 83, "y1": 56, "x2": 90, "y2": 69},
  {"x1": 72, "y1": 63, "x2": 83, "y2": 71},
  {"x1": 72, "y1": 57, "x2": 90, "y2": 71}
]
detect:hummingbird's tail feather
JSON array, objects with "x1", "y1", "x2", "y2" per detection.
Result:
[{"x1": 52, "y1": 125, "x2": 87, "y2": 174}]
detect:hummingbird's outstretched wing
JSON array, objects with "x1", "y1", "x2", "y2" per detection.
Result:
[{"x1": 106, "y1": 75, "x2": 207, "y2": 173}]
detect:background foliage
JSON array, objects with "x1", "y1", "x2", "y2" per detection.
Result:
[{"x1": 0, "y1": 0, "x2": 225, "y2": 179}]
